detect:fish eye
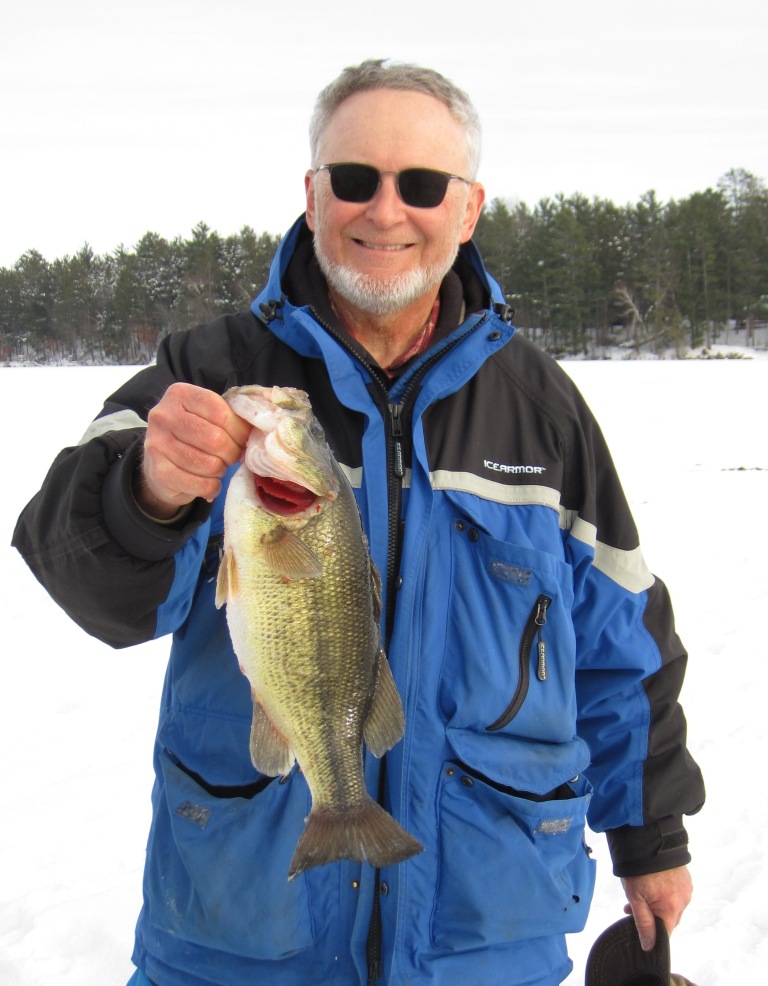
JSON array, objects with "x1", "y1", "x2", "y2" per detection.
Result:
[{"x1": 310, "y1": 420, "x2": 326, "y2": 442}]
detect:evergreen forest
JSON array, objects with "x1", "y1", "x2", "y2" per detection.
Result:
[{"x1": 2, "y1": 168, "x2": 766, "y2": 365}]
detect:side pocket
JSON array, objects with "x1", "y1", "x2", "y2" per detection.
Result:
[
  {"x1": 430, "y1": 763, "x2": 596, "y2": 950},
  {"x1": 145, "y1": 749, "x2": 316, "y2": 960}
]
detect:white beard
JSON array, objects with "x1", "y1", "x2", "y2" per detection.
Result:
[{"x1": 313, "y1": 239, "x2": 458, "y2": 317}]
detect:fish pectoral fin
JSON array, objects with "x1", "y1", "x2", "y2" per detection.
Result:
[
  {"x1": 249, "y1": 696, "x2": 295, "y2": 776},
  {"x1": 215, "y1": 547, "x2": 237, "y2": 608},
  {"x1": 261, "y1": 528, "x2": 323, "y2": 580},
  {"x1": 363, "y1": 647, "x2": 405, "y2": 757}
]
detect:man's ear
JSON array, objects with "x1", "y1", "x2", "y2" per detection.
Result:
[
  {"x1": 460, "y1": 182, "x2": 486, "y2": 243},
  {"x1": 305, "y1": 171, "x2": 316, "y2": 231}
]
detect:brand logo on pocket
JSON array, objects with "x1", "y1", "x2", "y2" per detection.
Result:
[
  {"x1": 490, "y1": 561, "x2": 533, "y2": 586},
  {"x1": 535, "y1": 817, "x2": 573, "y2": 835},
  {"x1": 176, "y1": 800, "x2": 213, "y2": 829}
]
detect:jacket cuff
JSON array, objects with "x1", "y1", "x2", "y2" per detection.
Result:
[
  {"x1": 102, "y1": 438, "x2": 212, "y2": 561},
  {"x1": 606, "y1": 815, "x2": 691, "y2": 877}
]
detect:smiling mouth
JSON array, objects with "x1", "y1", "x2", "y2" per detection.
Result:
[{"x1": 354, "y1": 239, "x2": 412, "y2": 251}]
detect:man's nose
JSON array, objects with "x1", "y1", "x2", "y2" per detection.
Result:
[{"x1": 364, "y1": 173, "x2": 407, "y2": 224}]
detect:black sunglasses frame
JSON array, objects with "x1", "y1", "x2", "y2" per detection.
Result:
[{"x1": 315, "y1": 163, "x2": 470, "y2": 209}]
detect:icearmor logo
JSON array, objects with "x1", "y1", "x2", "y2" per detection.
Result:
[{"x1": 484, "y1": 459, "x2": 547, "y2": 475}]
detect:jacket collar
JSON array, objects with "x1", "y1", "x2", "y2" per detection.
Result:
[{"x1": 250, "y1": 216, "x2": 507, "y2": 380}]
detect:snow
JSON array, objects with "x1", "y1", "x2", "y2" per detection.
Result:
[{"x1": 2, "y1": 359, "x2": 766, "y2": 985}]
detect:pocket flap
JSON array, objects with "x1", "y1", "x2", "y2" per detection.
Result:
[{"x1": 446, "y1": 725, "x2": 591, "y2": 796}]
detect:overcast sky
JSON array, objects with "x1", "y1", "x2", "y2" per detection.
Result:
[{"x1": 2, "y1": 0, "x2": 766, "y2": 267}]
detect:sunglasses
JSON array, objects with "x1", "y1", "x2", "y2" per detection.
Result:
[{"x1": 315, "y1": 162, "x2": 470, "y2": 209}]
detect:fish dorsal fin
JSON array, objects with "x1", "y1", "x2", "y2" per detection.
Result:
[
  {"x1": 249, "y1": 695, "x2": 295, "y2": 777},
  {"x1": 215, "y1": 547, "x2": 237, "y2": 608},
  {"x1": 363, "y1": 648, "x2": 405, "y2": 757},
  {"x1": 261, "y1": 528, "x2": 323, "y2": 580}
]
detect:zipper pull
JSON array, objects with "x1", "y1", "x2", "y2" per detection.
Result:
[
  {"x1": 389, "y1": 402, "x2": 404, "y2": 479},
  {"x1": 537, "y1": 638, "x2": 548, "y2": 681},
  {"x1": 535, "y1": 596, "x2": 550, "y2": 681}
]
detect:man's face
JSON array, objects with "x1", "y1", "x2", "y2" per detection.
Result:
[{"x1": 305, "y1": 89, "x2": 485, "y2": 315}]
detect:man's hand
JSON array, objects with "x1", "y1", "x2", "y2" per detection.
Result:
[
  {"x1": 621, "y1": 865, "x2": 693, "y2": 951},
  {"x1": 137, "y1": 383, "x2": 252, "y2": 518}
]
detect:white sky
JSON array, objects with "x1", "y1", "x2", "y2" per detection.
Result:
[{"x1": 2, "y1": 0, "x2": 766, "y2": 267}]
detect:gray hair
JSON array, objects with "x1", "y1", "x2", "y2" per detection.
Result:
[{"x1": 309, "y1": 58, "x2": 482, "y2": 180}]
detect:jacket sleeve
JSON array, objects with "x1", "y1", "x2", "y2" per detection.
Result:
[
  {"x1": 10, "y1": 322, "x2": 244, "y2": 649},
  {"x1": 561, "y1": 386, "x2": 705, "y2": 877}
]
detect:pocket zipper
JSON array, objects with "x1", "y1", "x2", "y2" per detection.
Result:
[{"x1": 485, "y1": 594, "x2": 552, "y2": 732}]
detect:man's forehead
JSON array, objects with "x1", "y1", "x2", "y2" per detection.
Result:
[{"x1": 318, "y1": 89, "x2": 468, "y2": 168}]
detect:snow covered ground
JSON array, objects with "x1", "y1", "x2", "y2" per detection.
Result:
[{"x1": 2, "y1": 357, "x2": 766, "y2": 984}]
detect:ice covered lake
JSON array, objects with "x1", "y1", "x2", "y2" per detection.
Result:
[{"x1": 2, "y1": 356, "x2": 766, "y2": 984}]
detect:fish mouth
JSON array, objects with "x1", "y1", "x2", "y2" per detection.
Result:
[{"x1": 255, "y1": 475, "x2": 320, "y2": 516}]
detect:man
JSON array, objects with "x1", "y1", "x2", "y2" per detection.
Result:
[{"x1": 13, "y1": 60, "x2": 704, "y2": 986}]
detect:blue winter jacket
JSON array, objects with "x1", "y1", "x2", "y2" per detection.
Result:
[{"x1": 12, "y1": 218, "x2": 704, "y2": 986}]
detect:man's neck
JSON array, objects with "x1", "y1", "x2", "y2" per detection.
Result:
[{"x1": 329, "y1": 287, "x2": 440, "y2": 369}]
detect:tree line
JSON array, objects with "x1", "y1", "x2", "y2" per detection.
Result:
[
  {"x1": 474, "y1": 168, "x2": 768, "y2": 356},
  {"x1": 0, "y1": 224, "x2": 280, "y2": 364},
  {"x1": 1, "y1": 168, "x2": 766, "y2": 364}
]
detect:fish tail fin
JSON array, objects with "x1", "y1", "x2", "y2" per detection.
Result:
[{"x1": 288, "y1": 797, "x2": 423, "y2": 881}]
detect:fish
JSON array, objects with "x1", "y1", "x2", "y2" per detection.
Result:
[{"x1": 215, "y1": 384, "x2": 423, "y2": 880}]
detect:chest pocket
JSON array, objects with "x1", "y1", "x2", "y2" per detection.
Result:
[{"x1": 437, "y1": 517, "x2": 577, "y2": 752}]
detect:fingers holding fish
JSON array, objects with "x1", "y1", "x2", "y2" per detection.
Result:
[{"x1": 138, "y1": 383, "x2": 252, "y2": 514}]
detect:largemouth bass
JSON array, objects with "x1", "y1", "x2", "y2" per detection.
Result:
[{"x1": 215, "y1": 384, "x2": 423, "y2": 880}]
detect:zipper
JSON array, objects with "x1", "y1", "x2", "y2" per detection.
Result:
[
  {"x1": 304, "y1": 306, "x2": 401, "y2": 632},
  {"x1": 383, "y1": 401, "x2": 405, "y2": 641},
  {"x1": 378, "y1": 314, "x2": 488, "y2": 636},
  {"x1": 366, "y1": 330, "x2": 492, "y2": 981},
  {"x1": 304, "y1": 306, "x2": 486, "y2": 643},
  {"x1": 389, "y1": 401, "x2": 404, "y2": 479},
  {"x1": 535, "y1": 595, "x2": 549, "y2": 682},
  {"x1": 301, "y1": 308, "x2": 406, "y2": 982},
  {"x1": 485, "y1": 594, "x2": 552, "y2": 732},
  {"x1": 305, "y1": 305, "x2": 489, "y2": 983}
]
